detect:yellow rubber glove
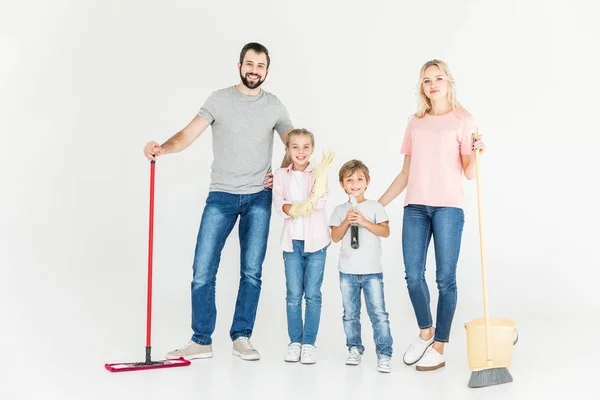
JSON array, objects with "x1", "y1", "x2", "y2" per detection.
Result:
[
  {"x1": 311, "y1": 149, "x2": 336, "y2": 199},
  {"x1": 297, "y1": 149, "x2": 337, "y2": 216},
  {"x1": 288, "y1": 202, "x2": 307, "y2": 218}
]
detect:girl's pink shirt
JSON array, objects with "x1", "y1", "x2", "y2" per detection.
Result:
[{"x1": 273, "y1": 163, "x2": 331, "y2": 253}]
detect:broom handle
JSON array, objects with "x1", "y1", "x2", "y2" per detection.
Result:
[
  {"x1": 146, "y1": 160, "x2": 156, "y2": 362},
  {"x1": 473, "y1": 130, "x2": 492, "y2": 365}
]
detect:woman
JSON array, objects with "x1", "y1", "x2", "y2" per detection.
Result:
[{"x1": 379, "y1": 59, "x2": 486, "y2": 371}]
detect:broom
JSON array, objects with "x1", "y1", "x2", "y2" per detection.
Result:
[
  {"x1": 105, "y1": 160, "x2": 191, "y2": 372},
  {"x1": 467, "y1": 130, "x2": 513, "y2": 388}
]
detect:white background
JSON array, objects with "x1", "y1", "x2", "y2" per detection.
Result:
[{"x1": 1, "y1": 0, "x2": 598, "y2": 399}]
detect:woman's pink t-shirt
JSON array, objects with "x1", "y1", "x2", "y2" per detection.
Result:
[{"x1": 401, "y1": 109, "x2": 476, "y2": 209}]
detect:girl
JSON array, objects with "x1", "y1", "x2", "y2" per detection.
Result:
[
  {"x1": 379, "y1": 60, "x2": 486, "y2": 371},
  {"x1": 273, "y1": 128, "x2": 335, "y2": 364}
]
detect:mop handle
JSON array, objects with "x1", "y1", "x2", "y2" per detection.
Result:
[
  {"x1": 146, "y1": 160, "x2": 156, "y2": 351},
  {"x1": 473, "y1": 129, "x2": 492, "y2": 365}
]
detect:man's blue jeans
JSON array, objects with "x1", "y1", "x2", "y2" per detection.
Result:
[
  {"x1": 402, "y1": 204, "x2": 464, "y2": 343},
  {"x1": 190, "y1": 189, "x2": 272, "y2": 345}
]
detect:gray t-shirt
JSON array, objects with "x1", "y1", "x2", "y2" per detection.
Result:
[
  {"x1": 329, "y1": 199, "x2": 389, "y2": 274},
  {"x1": 197, "y1": 86, "x2": 293, "y2": 194}
]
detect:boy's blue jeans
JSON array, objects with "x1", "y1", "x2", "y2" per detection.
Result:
[{"x1": 339, "y1": 272, "x2": 393, "y2": 358}]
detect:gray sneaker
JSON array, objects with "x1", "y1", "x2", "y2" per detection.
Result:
[
  {"x1": 345, "y1": 346, "x2": 362, "y2": 365},
  {"x1": 377, "y1": 356, "x2": 392, "y2": 373},
  {"x1": 166, "y1": 340, "x2": 213, "y2": 360},
  {"x1": 232, "y1": 337, "x2": 260, "y2": 361}
]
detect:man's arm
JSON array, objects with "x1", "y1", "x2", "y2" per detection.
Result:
[{"x1": 143, "y1": 115, "x2": 210, "y2": 161}]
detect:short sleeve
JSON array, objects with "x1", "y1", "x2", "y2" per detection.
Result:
[
  {"x1": 459, "y1": 114, "x2": 477, "y2": 155},
  {"x1": 400, "y1": 119, "x2": 413, "y2": 155},
  {"x1": 329, "y1": 206, "x2": 343, "y2": 227},
  {"x1": 274, "y1": 100, "x2": 293, "y2": 135},
  {"x1": 197, "y1": 92, "x2": 218, "y2": 124},
  {"x1": 373, "y1": 202, "x2": 389, "y2": 224}
]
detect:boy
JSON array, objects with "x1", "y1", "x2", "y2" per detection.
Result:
[{"x1": 330, "y1": 160, "x2": 393, "y2": 373}]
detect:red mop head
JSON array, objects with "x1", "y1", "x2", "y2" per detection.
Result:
[{"x1": 105, "y1": 357, "x2": 190, "y2": 373}]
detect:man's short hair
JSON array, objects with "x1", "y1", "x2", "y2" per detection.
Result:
[{"x1": 239, "y1": 42, "x2": 270, "y2": 68}]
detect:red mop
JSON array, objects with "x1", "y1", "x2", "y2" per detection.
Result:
[{"x1": 105, "y1": 160, "x2": 191, "y2": 372}]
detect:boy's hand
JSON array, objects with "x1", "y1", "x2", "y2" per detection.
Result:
[
  {"x1": 348, "y1": 209, "x2": 368, "y2": 227},
  {"x1": 344, "y1": 209, "x2": 354, "y2": 225}
]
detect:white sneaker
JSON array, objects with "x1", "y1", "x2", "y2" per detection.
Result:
[
  {"x1": 403, "y1": 333, "x2": 434, "y2": 365},
  {"x1": 345, "y1": 346, "x2": 362, "y2": 365},
  {"x1": 166, "y1": 340, "x2": 213, "y2": 360},
  {"x1": 300, "y1": 344, "x2": 317, "y2": 364},
  {"x1": 377, "y1": 356, "x2": 392, "y2": 373},
  {"x1": 284, "y1": 342, "x2": 301, "y2": 362},
  {"x1": 415, "y1": 347, "x2": 445, "y2": 371},
  {"x1": 232, "y1": 337, "x2": 260, "y2": 361}
]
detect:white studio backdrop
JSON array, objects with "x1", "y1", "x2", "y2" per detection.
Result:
[{"x1": 1, "y1": 0, "x2": 598, "y2": 398}]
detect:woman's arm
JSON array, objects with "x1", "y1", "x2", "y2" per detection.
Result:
[
  {"x1": 462, "y1": 155, "x2": 476, "y2": 180},
  {"x1": 462, "y1": 135, "x2": 486, "y2": 180},
  {"x1": 379, "y1": 156, "x2": 411, "y2": 207}
]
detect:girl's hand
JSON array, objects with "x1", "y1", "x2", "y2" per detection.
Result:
[{"x1": 282, "y1": 204, "x2": 292, "y2": 215}]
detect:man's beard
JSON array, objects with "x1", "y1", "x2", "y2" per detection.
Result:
[{"x1": 240, "y1": 71, "x2": 266, "y2": 89}]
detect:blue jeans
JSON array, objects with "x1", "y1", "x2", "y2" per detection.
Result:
[
  {"x1": 339, "y1": 272, "x2": 393, "y2": 358},
  {"x1": 190, "y1": 189, "x2": 272, "y2": 345},
  {"x1": 283, "y1": 240, "x2": 327, "y2": 346},
  {"x1": 402, "y1": 204, "x2": 464, "y2": 343}
]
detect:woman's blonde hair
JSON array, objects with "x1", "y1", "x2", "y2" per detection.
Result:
[
  {"x1": 414, "y1": 59, "x2": 461, "y2": 118},
  {"x1": 285, "y1": 128, "x2": 315, "y2": 148}
]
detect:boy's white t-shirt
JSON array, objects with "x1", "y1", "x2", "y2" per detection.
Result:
[
  {"x1": 290, "y1": 171, "x2": 305, "y2": 240},
  {"x1": 329, "y1": 199, "x2": 389, "y2": 274}
]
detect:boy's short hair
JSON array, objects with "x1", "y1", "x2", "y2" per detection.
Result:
[{"x1": 339, "y1": 159, "x2": 370, "y2": 183}]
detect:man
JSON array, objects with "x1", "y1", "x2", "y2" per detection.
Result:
[{"x1": 143, "y1": 42, "x2": 293, "y2": 361}]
